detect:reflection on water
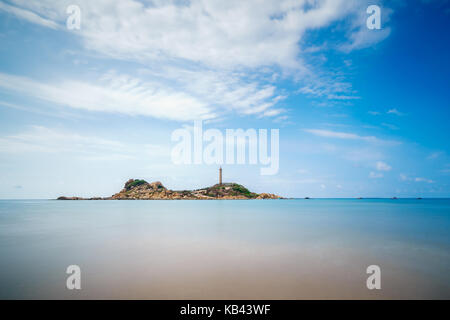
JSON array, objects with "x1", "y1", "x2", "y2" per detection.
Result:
[{"x1": 0, "y1": 199, "x2": 449, "y2": 299}]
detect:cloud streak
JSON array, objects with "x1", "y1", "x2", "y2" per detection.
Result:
[
  {"x1": 0, "y1": 125, "x2": 170, "y2": 160},
  {"x1": 387, "y1": 108, "x2": 405, "y2": 116},
  {"x1": 376, "y1": 161, "x2": 391, "y2": 171},
  {"x1": 303, "y1": 129, "x2": 398, "y2": 145},
  {"x1": 400, "y1": 174, "x2": 435, "y2": 184},
  {"x1": 0, "y1": 2, "x2": 59, "y2": 29},
  {"x1": 0, "y1": 71, "x2": 214, "y2": 121},
  {"x1": 369, "y1": 171, "x2": 383, "y2": 179}
]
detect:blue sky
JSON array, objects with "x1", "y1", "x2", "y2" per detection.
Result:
[{"x1": 0, "y1": 0, "x2": 449, "y2": 198}]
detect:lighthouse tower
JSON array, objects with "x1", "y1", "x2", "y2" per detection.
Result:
[{"x1": 219, "y1": 167, "x2": 222, "y2": 185}]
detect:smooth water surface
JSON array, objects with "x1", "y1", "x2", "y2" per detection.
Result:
[{"x1": 0, "y1": 199, "x2": 449, "y2": 299}]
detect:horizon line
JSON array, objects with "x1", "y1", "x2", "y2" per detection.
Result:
[{"x1": 1, "y1": 197, "x2": 450, "y2": 201}]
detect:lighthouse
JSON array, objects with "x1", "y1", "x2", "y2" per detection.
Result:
[{"x1": 219, "y1": 167, "x2": 222, "y2": 185}]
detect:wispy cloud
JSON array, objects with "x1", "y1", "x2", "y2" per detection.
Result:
[
  {"x1": 338, "y1": 3, "x2": 393, "y2": 53},
  {"x1": 369, "y1": 171, "x2": 383, "y2": 179},
  {"x1": 304, "y1": 129, "x2": 377, "y2": 141},
  {"x1": 0, "y1": 71, "x2": 214, "y2": 121},
  {"x1": 415, "y1": 177, "x2": 435, "y2": 183},
  {"x1": 298, "y1": 78, "x2": 360, "y2": 101},
  {"x1": 5, "y1": 0, "x2": 359, "y2": 70},
  {"x1": 376, "y1": 161, "x2": 392, "y2": 171},
  {"x1": 1, "y1": 0, "x2": 393, "y2": 119},
  {"x1": 303, "y1": 129, "x2": 398, "y2": 145},
  {"x1": 369, "y1": 108, "x2": 405, "y2": 117},
  {"x1": 0, "y1": 2, "x2": 60, "y2": 30},
  {"x1": 400, "y1": 174, "x2": 434, "y2": 184},
  {"x1": 0, "y1": 126, "x2": 124, "y2": 154},
  {"x1": 0, "y1": 67, "x2": 290, "y2": 120},
  {"x1": 139, "y1": 67, "x2": 284, "y2": 118},
  {"x1": 0, "y1": 126, "x2": 169, "y2": 160},
  {"x1": 387, "y1": 108, "x2": 405, "y2": 116}
]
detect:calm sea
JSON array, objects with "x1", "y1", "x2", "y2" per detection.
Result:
[{"x1": 0, "y1": 199, "x2": 449, "y2": 299}]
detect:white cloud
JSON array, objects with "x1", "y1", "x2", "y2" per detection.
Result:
[
  {"x1": 415, "y1": 177, "x2": 435, "y2": 183},
  {"x1": 376, "y1": 161, "x2": 391, "y2": 171},
  {"x1": 304, "y1": 129, "x2": 397, "y2": 145},
  {"x1": 387, "y1": 108, "x2": 404, "y2": 116},
  {"x1": 0, "y1": 67, "x2": 289, "y2": 120},
  {"x1": 369, "y1": 172, "x2": 383, "y2": 179},
  {"x1": 341, "y1": 24, "x2": 391, "y2": 53},
  {"x1": 0, "y1": 126, "x2": 123, "y2": 154},
  {"x1": 299, "y1": 79, "x2": 360, "y2": 101},
  {"x1": 139, "y1": 67, "x2": 284, "y2": 118},
  {"x1": 1, "y1": 0, "x2": 395, "y2": 119},
  {"x1": 0, "y1": 2, "x2": 59, "y2": 29},
  {"x1": 6, "y1": 0, "x2": 360, "y2": 70},
  {"x1": 273, "y1": 115, "x2": 290, "y2": 123},
  {"x1": 340, "y1": 5, "x2": 393, "y2": 52},
  {"x1": 400, "y1": 174, "x2": 434, "y2": 184},
  {"x1": 0, "y1": 71, "x2": 214, "y2": 121},
  {"x1": 0, "y1": 125, "x2": 169, "y2": 160},
  {"x1": 0, "y1": 100, "x2": 77, "y2": 119},
  {"x1": 261, "y1": 108, "x2": 286, "y2": 118},
  {"x1": 305, "y1": 129, "x2": 376, "y2": 141}
]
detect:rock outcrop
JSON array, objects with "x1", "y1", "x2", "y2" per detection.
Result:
[{"x1": 57, "y1": 179, "x2": 283, "y2": 200}]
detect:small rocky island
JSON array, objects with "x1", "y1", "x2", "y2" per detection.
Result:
[{"x1": 58, "y1": 178, "x2": 283, "y2": 200}]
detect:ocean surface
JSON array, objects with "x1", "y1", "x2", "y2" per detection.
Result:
[{"x1": 0, "y1": 199, "x2": 449, "y2": 299}]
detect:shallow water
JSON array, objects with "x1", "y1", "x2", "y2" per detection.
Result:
[{"x1": 0, "y1": 199, "x2": 449, "y2": 299}]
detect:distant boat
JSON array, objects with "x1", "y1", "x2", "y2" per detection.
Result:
[
  {"x1": 305, "y1": 197, "x2": 310, "y2": 200},
  {"x1": 417, "y1": 197, "x2": 423, "y2": 200},
  {"x1": 392, "y1": 197, "x2": 398, "y2": 200},
  {"x1": 357, "y1": 197, "x2": 363, "y2": 199}
]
